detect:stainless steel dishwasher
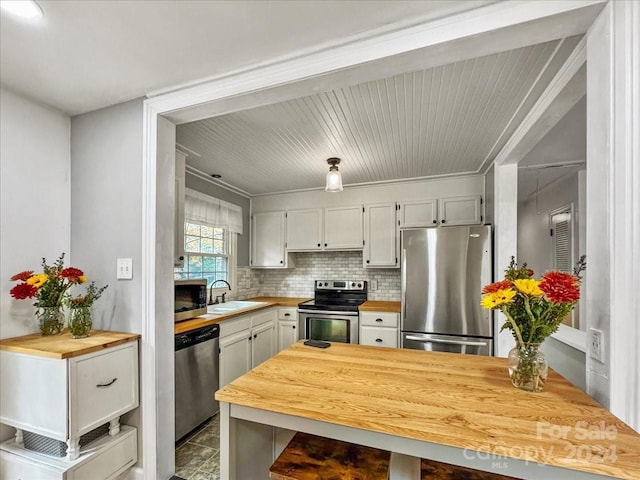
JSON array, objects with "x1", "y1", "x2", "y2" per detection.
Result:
[{"x1": 175, "y1": 324, "x2": 220, "y2": 442}]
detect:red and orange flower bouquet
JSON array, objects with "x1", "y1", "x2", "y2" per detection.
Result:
[
  {"x1": 481, "y1": 256, "x2": 586, "y2": 391},
  {"x1": 10, "y1": 253, "x2": 88, "y2": 335}
]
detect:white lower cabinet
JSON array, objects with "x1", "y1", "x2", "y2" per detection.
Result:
[
  {"x1": 0, "y1": 334, "x2": 139, "y2": 480},
  {"x1": 219, "y1": 329, "x2": 252, "y2": 388},
  {"x1": 277, "y1": 307, "x2": 299, "y2": 352},
  {"x1": 251, "y1": 321, "x2": 275, "y2": 368},
  {"x1": 219, "y1": 308, "x2": 277, "y2": 388},
  {"x1": 359, "y1": 311, "x2": 399, "y2": 348}
]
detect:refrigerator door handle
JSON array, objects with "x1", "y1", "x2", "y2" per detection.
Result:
[
  {"x1": 401, "y1": 248, "x2": 407, "y2": 324},
  {"x1": 405, "y1": 335, "x2": 488, "y2": 347}
]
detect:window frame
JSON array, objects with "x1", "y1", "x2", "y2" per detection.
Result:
[{"x1": 176, "y1": 220, "x2": 237, "y2": 298}]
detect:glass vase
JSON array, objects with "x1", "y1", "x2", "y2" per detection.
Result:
[
  {"x1": 507, "y1": 343, "x2": 549, "y2": 392},
  {"x1": 68, "y1": 306, "x2": 92, "y2": 339},
  {"x1": 36, "y1": 306, "x2": 65, "y2": 336}
]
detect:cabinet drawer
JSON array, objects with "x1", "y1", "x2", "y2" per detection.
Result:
[
  {"x1": 252, "y1": 308, "x2": 276, "y2": 327},
  {"x1": 0, "y1": 450, "x2": 61, "y2": 480},
  {"x1": 219, "y1": 314, "x2": 251, "y2": 337},
  {"x1": 278, "y1": 307, "x2": 297, "y2": 321},
  {"x1": 360, "y1": 327, "x2": 398, "y2": 348},
  {"x1": 70, "y1": 342, "x2": 138, "y2": 437},
  {"x1": 70, "y1": 428, "x2": 137, "y2": 480},
  {"x1": 360, "y1": 311, "x2": 399, "y2": 328}
]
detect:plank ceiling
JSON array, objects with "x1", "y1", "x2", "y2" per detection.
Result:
[{"x1": 177, "y1": 36, "x2": 582, "y2": 196}]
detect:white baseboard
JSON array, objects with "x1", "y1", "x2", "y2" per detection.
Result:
[{"x1": 118, "y1": 465, "x2": 143, "y2": 480}]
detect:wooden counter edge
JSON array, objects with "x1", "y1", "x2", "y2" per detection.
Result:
[
  {"x1": 359, "y1": 301, "x2": 401, "y2": 313},
  {"x1": 176, "y1": 298, "x2": 313, "y2": 334},
  {"x1": 0, "y1": 331, "x2": 140, "y2": 359}
]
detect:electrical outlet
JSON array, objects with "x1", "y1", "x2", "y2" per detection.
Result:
[
  {"x1": 589, "y1": 328, "x2": 604, "y2": 363},
  {"x1": 117, "y1": 258, "x2": 133, "y2": 280},
  {"x1": 370, "y1": 280, "x2": 378, "y2": 291}
]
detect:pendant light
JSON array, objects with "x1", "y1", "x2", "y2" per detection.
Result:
[
  {"x1": 1, "y1": 0, "x2": 43, "y2": 19},
  {"x1": 325, "y1": 157, "x2": 343, "y2": 192}
]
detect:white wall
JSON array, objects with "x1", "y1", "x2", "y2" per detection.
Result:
[
  {"x1": 517, "y1": 171, "x2": 586, "y2": 390},
  {"x1": 70, "y1": 98, "x2": 144, "y2": 334},
  {"x1": 0, "y1": 88, "x2": 70, "y2": 443},
  {"x1": 0, "y1": 88, "x2": 71, "y2": 339},
  {"x1": 517, "y1": 172, "x2": 582, "y2": 290}
]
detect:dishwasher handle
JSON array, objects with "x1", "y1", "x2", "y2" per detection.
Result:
[{"x1": 175, "y1": 324, "x2": 220, "y2": 351}]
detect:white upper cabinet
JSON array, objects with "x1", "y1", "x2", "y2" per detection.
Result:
[
  {"x1": 399, "y1": 195, "x2": 483, "y2": 227},
  {"x1": 286, "y1": 209, "x2": 323, "y2": 251},
  {"x1": 439, "y1": 195, "x2": 483, "y2": 226},
  {"x1": 399, "y1": 200, "x2": 438, "y2": 228},
  {"x1": 251, "y1": 211, "x2": 288, "y2": 267},
  {"x1": 324, "y1": 206, "x2": 364, "y2": 250},
  {"x1": 364, "y1": 203, "x2": 398, "y2": 268}
]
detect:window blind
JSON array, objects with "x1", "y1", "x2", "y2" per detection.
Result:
[{"x1": 184, "y1": 188, "x2": 243, "y2": 234}]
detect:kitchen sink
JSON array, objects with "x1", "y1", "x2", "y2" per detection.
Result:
[{"x1": 207, "y1": 301, "x2": 268, "y2": 314}]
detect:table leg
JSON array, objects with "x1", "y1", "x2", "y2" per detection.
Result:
[
  {"x1": 219, "y1": 402, "x2": 236, "y2": 480},
  {"x1": 66, "y1": 437, "x2": 80, "y2": 460},
  {"x1": 389, "y1": 452, "x2": 421, "y2": 480}
]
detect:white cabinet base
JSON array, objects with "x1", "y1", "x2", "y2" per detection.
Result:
[{"x1": 0, "y1": 426, "x2": 137, "y2": 480}]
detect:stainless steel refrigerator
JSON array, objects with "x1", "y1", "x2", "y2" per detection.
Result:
[{"x1": 401, "y1": 226, "x2": 493, "y2": 355}]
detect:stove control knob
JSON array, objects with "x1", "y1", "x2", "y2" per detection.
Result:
[
  {"x1": 324, "y1": 282, "x2": 328, "y2": 286},
  {"x1": 357, "y1": 283, "x2": 362, "y2": 288},
  {"x1": 351, "y1": 282, "x2": 356, "y2": 287}
]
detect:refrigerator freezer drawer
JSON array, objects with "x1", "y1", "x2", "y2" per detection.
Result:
[{"x1": 402, "y1": 333, "x2": 492, "y2": 356}]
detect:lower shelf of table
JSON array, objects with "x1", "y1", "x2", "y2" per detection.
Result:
[{"x1": 0, "y1": 425, "x2": 137, "y2": 480}]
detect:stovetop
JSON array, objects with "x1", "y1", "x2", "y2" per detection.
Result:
[{"x1": 298, "y1": 280, "x2": 367, "y2": 313}]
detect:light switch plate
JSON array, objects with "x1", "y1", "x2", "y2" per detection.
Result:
[{"x1": 117, "y1": 258, "x2": 133, "y2": 280}]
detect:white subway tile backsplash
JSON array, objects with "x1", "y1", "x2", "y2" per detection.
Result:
[{"x1": 233, "y1": 252, "x2": 400, "y2": 301}]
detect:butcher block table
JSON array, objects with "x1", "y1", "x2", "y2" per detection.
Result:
[{"x1": 215, "y1": 342, "x2": 640, "y2": 480}]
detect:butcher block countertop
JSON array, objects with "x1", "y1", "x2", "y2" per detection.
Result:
[
  {"x1": 217, "y1": 342, "x2": 640, "y2": 480},
  {"x1": 359, "y1": 300, "x2": 401, "y2": 313},
  {"x1": 175, "y1": 297, "x2": 311, "y2": 334},
  {"x1": 0, "y1": 330, "x2": 140, "y2": 359},
  {"x1": 248, "y1": 296, "x2": 312, "y2": 307}
]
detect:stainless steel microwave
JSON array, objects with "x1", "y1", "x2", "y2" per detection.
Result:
[{"x1": 174, "y1": 279, "x2": 208, "y2": 322}]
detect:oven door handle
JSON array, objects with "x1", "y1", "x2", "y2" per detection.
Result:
[{"x1": 297, "y1": 309, "x2": 359, "y2": 317}]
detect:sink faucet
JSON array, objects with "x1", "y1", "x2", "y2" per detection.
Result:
[{"x1": 209, "y1": 280, "x2": 232, "y2": 305}]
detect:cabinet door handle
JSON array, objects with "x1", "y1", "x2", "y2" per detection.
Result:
[
  {"x1": 284, "y1": 313, "x2": 290, "y2": 317},
  {"x1": 375, "y1": 318, "x2": 383, "y2": 322},
  {"x1": 280, "y1": 260, "x2": 284, "y2": 264},
  {"x1": 317, "y1": 243, "x2": 321, "y2": 247},
  {"x1": 366, "y1": 260, "x2": 370, "y2": 264},
  {"x1": 293, "y1": 325, "x2": 296, "y2": 329},
  {"x1": 96, "y1": 378, "x2": 118, "y2": 388},
  {"x1": 432, "y1": 220, "x2": 437, "y2": 224},
  {"x1": 375, "y1": 338, "x2": 383, "y2": 343},
  {"x1": 254, "y1": 334, "x2": 257, "y2": 339},
  {"x1": 441, "y1": 219, "x2": 446, "y2": 224},
  {"x1": 324, "y1": 243, "x2": 327, "y2": 247}
]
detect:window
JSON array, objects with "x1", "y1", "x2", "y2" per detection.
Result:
[{"x1": 174, "y1": 221, "x2": 236, "y2": 291}]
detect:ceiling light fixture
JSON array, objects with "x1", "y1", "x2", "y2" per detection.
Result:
[
  {"x1": 0, "y1": 0, "x2": 43, "y2": 20},
  {"x1": 325, "y1": 157, "x2": 343, "y2": 192}
]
